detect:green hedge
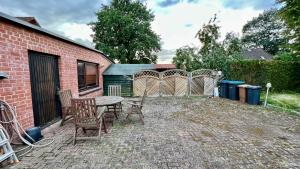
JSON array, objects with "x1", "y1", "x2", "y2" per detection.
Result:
[{"x1": 228, "y1": 60, "x2": 300, "y2": 92}]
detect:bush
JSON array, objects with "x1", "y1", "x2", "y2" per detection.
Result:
[
  {"x1": 274, "y1": 52, "x2": 300, "y2": 61},
  {"x1": 228, "y1": 60, "x2": 300, "y2": 92}
]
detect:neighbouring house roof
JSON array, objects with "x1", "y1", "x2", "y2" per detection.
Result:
[
  {"x1": 242, "y1": 48, "x2": 273, "y2": 60},
  {"x1": 103, "y1": 64, "x2": 176, "y2": 75},
  {"x1": 154, "y1": 64, "x2": 176, "y2": 69},
  {"x1": 16, "y1": 17, "x2": 41, "y2": 27},
  {"x1": 0, "y1": 12, "x2": 114, "y2": 63}
]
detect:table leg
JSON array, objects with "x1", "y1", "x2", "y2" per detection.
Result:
[
  {"x1": 102, "y1": 116, "x2": 107, "y2": 133},
  {"x1": 113, "y1": 104, "x2": 118, "y2": 119}
]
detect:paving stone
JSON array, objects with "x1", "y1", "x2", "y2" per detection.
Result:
[{"x1": 3, "y1": 97, "x2": 300, "y2": 169}]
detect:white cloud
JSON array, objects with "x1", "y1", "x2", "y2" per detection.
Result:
[
  {"x1": 151, "y1": 0, "x2": 262, "y2": 51},
  {"x1": 55, "y1": 0, "x2": 263, "y2": 63},
  {"x1": 57, "y1": 23, "x2": 94, "y2": 43},
  {"x1": 149, "y1": 1, "x2": 262, "y2": 63},
  {"x1": 218, "y1": 7, "x2": 262, "y2": 39}
]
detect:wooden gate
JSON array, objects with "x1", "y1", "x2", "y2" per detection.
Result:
[
  {"x1": 133, "y1": 70, "x2": 160, "y2": 97},
  {"x1": 28, "y1": 51, "x2": 61, "y2": 126},
  {"x1": 133, "y1": 69, "x2": 221, "y2": 97},
  {"x1": 190, "y1": 69, "x2": 219, "y2": 96},
  {"x1": 161, "y1": 69, "x2": 188, "y2": 96}
]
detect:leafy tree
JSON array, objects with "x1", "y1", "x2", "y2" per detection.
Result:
[
  {"x1": 277, "y1": 0, "x2": 300, "y2": 56},
  {"x1": 195, "y1": 14, "x2": 220, "y2": 56},
  {"x1": 194, "y1": 15, "x2": 234, "y2": 75},
  {"x1": 172, "y1": 46, "x2": 196, "y2": 71},
  {"x1": 91, "y1": 0, "x2": 161, "y2": 63},
  {"x1": 173, "y1": 14, "x2": 241, "y2": 77},
  {"x1": 222, "y1": 32, "x2": 242, "y2": 57},
  {"x1": 241, "y1": 9, "x2": 288, "y2": 55},
  {"x1": 200, "y1": 46, "x2": 231, "y2": 76}
]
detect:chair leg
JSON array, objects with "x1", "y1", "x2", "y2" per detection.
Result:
[
  {"x1": 73, "y1": 127, "x2": 78, "y2": 145},
  {"x1": 105, "y1": 112, "x2": 113, "y2": 126},
  {"x1": 126, "y1": 113, "x2": 130, "y2": 120},
  {"x1": 61, "y1": 108, "x2": 72, "y2": 126},
  {"x1": 60, "y1": 111, "x2": 66, "y2": 126},
  {"x1": 140, "y1": 116, "x2": 144, "y2": 125},
  {"x1": 126, "y1": 108, "x2": 133, "y2": 120},
  {"x1": 138, "y1": 110, "x2": 144, "y2": 125},
  {"x1": 98, "y1": 117, "x2": 102, "y2": 140},
  {"x1": 141, "y1": 112, "x2": 144, "y2": 118}
]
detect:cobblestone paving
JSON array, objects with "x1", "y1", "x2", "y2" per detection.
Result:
[{"x1": 6, "y1": 97, "x2": 300, "y2": 168}]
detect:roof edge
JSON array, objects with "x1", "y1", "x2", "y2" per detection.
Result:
[{"x1": 0, "y1": 12, "x2": 114, "y2": 63}]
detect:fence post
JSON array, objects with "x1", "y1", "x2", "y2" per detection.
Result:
[
  {"x1": 188, "y1": 72, "x2": 192, "y2": 97},
  {"x1": 159, "y1": 72, "x2": 162, "y2": 97},
  {"x1": 132, "y1": 74, "x2": 135, "y2": 96},
  {"x1": 145, "y1": 77, "x2": 148, "y2": 93}
]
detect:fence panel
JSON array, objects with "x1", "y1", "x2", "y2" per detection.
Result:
[
  {"x1": 133, "y1": 69, "x2": 220, "y2": 97},
  {"x1": 133, "y1": 70, "x2": 160, "y2": 97}
]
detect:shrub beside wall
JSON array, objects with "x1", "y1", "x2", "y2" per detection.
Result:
[{"x1": 228, "y1": 60, "x2": 300, "y2": 92}]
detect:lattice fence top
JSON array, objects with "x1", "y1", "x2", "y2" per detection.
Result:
[
  {"x1": 191, "y1": 69, "x2": 216, "y2": 77},
  {"x1": 133, "y1": 69, "x2": 222, "y2": 79},
  {"x1": 162, "y1": 69, "x2": 189, "y2": 78},
  {"x1": 134, "y1": 70, "x2": 160, "y2": 79}
]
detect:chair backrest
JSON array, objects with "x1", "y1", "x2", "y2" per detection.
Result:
[
  {"x1": 71, "y1": 98, "x2": 98, "y2": 124},
  {"x1": 59, "y1": 90, "x2": 72, "y2": 108},
  {"x1": 108, "y1": 85, "x2": 121, "y2": 96}
]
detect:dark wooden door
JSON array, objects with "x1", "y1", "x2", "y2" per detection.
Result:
[{"x1": 28, "y1": 51, "x2": 61, "y2": 126}]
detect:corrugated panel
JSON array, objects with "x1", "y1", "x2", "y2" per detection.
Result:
[
  {"x1": 103, "y1": 75, "x2": 133, "y2": 97},
  {"x1": 103, "y1": 64, "x2": 155, "y2": 75}
]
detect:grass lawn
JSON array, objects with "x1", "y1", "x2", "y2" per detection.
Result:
[{"x1": 261, "y1": 91, "x2": 300, "y2": 114}]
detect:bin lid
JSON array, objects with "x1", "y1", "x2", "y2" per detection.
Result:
[
  {"x1": 220, "y1": 80, "x2": 230, "y2": 84},
  {"x1": 227, "y1": 80, "x2": 245, "y2": 85},
  {"x1": 247, "y1": 85, "x2": 262, "y2": 89},
  {"x1": 238, "y1": 84, "x2": 251, "y2": 88}
]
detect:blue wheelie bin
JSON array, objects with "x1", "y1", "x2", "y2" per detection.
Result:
[
  {"x1": 228, "y1": 81, "x2": 245, "y2": 100},
  {"x1": 247, "y1": 85, "x2": 262, "y2": 105},
  {"x1": 25, "y1": 127, "x2": 43, "y2": 143},
  {"x1": 219, "y1": 80, "x2": 230, "y2": 98}
]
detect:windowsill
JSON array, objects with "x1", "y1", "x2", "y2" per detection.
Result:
[{"x1": 79, "y1": 87, "x2": 102, "y2": 96}]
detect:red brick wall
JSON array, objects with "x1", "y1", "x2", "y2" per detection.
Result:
[{"x1": 0, "y1": 20, "x2": 112, "y2": 129}]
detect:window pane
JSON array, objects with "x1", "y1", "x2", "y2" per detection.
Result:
[
  {"x1": 85, "y1": 63, "x2": 98, "y2": 87},
  {"x1": 77, "y1": 62, "x2": 85, "y2": 89}
]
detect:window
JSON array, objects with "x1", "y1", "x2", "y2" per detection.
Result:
[{"x1": 77, "y1": 60, "x2": 99, "y2": 91}]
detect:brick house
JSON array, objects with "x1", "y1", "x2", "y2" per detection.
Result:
[{"x1": 0, "y1": 12, "x2": 113, "y2": 129}]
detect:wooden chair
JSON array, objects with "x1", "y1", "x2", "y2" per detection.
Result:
[
  {"x1": 71, "y1": 98, "x2": 105, "y2": 145},
  {"x1": 126, "y1": 89, "x2": 147, "y2": 124},
  {"x1": 107, "y1": 85, "x2": 122, "y2": 120},
  {"x1": 108, "y1": 85, "x2": 122, "y2": 96},
  {"x1": 58, "y1": 90, "x2": 73, "y2": 126}
]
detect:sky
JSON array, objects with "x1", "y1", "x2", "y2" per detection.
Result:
[{"x1": 0, "y1": 0, "x2": 277, "y2": 63}]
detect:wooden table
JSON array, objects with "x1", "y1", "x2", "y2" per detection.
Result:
[
  {"x1": 95, "y1": 96, "x2": 124, "y2": 107},
  {"x1": 95, "y1": 96, "x2": 124, "y2": 132}
]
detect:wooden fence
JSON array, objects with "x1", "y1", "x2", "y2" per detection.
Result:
[{"x1": 133, "y1": 69, "x2": 221, "y2": 97}]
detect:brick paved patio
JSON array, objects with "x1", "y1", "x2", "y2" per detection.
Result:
[{"x1": 6, "y1": 97, "x2": 300, "y2": 168}]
